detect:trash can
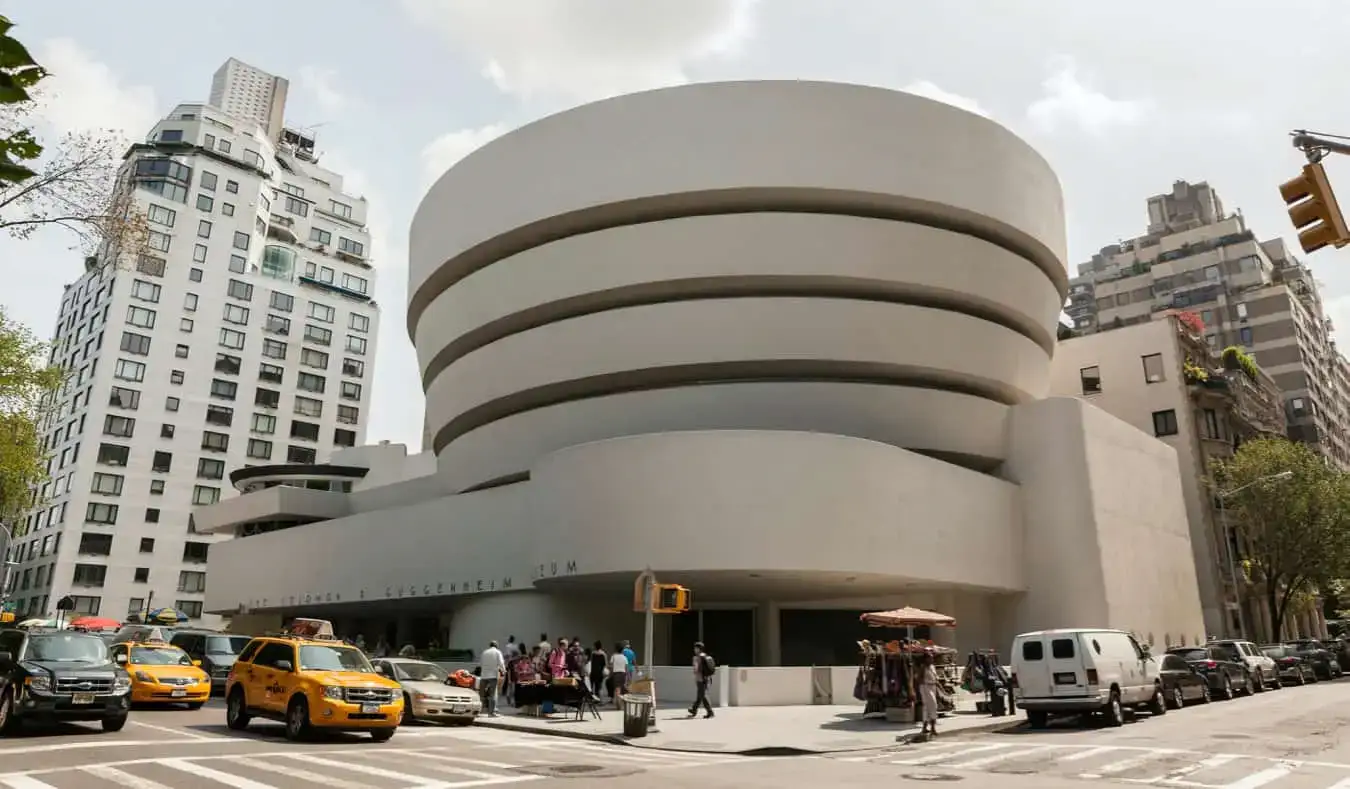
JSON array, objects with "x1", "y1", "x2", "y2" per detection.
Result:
[{"x1": 622, "y1": 693, "x2": 653, "y2": 738}]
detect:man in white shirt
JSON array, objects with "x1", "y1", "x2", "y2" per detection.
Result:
[
  {"x1": 608, "y1": 644, "x2": 629, "y2": 709},
  {"x1": 479, "y1": 640, "x2": 505, "y2": 716}
]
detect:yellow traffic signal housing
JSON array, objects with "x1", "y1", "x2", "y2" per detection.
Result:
[
  {"x1": 652, "y1": 584, "x2": 692, "y2": 613},
  {"x1": 1281, "y1": 162, "x2": 1350, "y2": 254}
]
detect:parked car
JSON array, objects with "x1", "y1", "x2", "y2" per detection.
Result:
[
  {"x1": 1260, "y1": 644, "x2": 1315, "y2": 685},
  {"x1": 1206, "y1": 639, "x2": 1279, "y2": 691},
  {"x1": 1010, "y1": 628, "x2": 1163, "y2": 729},
  {"x1": 1285, "y1": 640, "x2": 1342, "y2": 680},
  {"x1": 1164, "y1": 646, "x2": 1248, "y2": 700},
  {"x1": 0, "y1": 627, "x2": 131, "y2": 732},
  {"x1": 371, "y1": 657, "x2": 481, "y2": 725},
  {"x1": 170, "y1": 630, "x2": 252, "y2": 695},
  {"x1": 1156, "y1": 652, "x2": 1209, "y2": 708},
  {"x1": 1323, "y1": 637, "x2": 1350, "y2": 670}
]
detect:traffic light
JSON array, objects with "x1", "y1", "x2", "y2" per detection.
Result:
[
  {"x1": 1280, "y1": 162, "x2": 1350, "y2": 254},
  {"x1": 652, "y1": 584, "x2": 692, "y2": 613}
]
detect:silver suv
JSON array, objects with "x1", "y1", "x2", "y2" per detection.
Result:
[{"x1": 1206, "y1": 639, "x2": 1280, "y2": 691}]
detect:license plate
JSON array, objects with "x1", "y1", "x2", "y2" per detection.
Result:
[
  {"x1": 450, "y1": 705, "x2": 467, "y2": 714},
  {"x1": 361, "y1": 703, "x2": 380, "y2": 714},
  {"x1": 171, "y1": 689, "x2": 186, "y2": 698},
  {"x1": 1054, "y1": 672, "x2": 1077, "y2": 685},
  {"x1": 72, "y1": 693, "x2": 94, "y2": 705}
]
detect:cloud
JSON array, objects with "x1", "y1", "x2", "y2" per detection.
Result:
[
  {"x1": 420, "y1": 122, "x2": 513, "y2": 186},
  {"x1": 1026, "y1": 57, "x2": 1150, "y2": 135},
  {"x1": 30, "y1": 38, "x2": 158, "y2": 138},
  {"x1": 402, "y1": 0, "x2": 758, "y2": 101},
  {"x1": 297, "y1": 65, "x2": 347, "y2": 113},
  {"x1": 899, "y1": 81, "x2": 989, "y2": 118}
]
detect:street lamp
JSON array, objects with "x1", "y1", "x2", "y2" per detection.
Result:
[{"x1": 1216, "y1": 470, "x2": 1294, "y2": 640}]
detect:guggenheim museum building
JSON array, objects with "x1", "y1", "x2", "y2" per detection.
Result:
[{"x1": 201, "y1": 80, "x2": 1205, "y2": 666}]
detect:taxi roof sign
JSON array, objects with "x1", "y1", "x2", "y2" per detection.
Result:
[{"x1": 283, "y1": 618, "x2": 335, "y2": 640}]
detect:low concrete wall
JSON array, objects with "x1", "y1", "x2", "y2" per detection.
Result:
[{"x1": 435, "y1": 662, "x2": 867, "y2": 707}]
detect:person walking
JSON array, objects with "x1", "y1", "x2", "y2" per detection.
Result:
[
  {"x1": 622, "y1": 640, "x2": 637, "y2": 685},
  {"x1": 609, "y1": 641, "x2": 629, "y2": 709},
  {"x1": 588, "y1": 641, "x2": 608, "y2": 701},
  {"x1": 479, "y1": 640, "x2": 505, "y2": 717},
  {"x1": 502, "y1": 636, "x2": 520, "y2": 705},
  {"x1": 689, "y1": 642, "x2": 715, "y2": 718},
  {"x1": 918, "y1": 651, "x2": 940, "y2": 737}
]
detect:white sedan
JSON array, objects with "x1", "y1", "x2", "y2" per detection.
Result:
[{"x1": 372, "y1": 658, "x2": 482, "y2": 725}]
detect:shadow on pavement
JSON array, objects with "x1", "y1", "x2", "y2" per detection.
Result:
[{"x1": 185, "y1": 722, "x2": 374, "y2": 744}]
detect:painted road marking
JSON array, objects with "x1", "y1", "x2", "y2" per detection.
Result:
[
  {"x1": 1126, "y1": 754, "x2": 1239, "y2": 785},
  {"x1": 947, "y1": 743, "x2": 1059, "y2": 769},
  {"x1": 0, "y1": 776, "x2": 58, "y2": 789},
  {"x1": 158, "y1": 759, "x2": 276, "y2": 789},
  {"x1": 1217, "y1": 764, "x2": 1296, "y2": 789},
  {"x1": 287, "y1": 752, "x2": 429, "y2": 782},
  {"x1": 81, "y1": 765, "x2": 175, "y2": 789},
  {"x1": 0, "y1": 739, "x2": 232, "y2": 758},
  {"x1": 1080, "y1": 750, "x2": 1182, "y2": 778},
  {"x1": 894, "y1": 743, "x2": 1013, "y2": 765},
  {"x1": 127, "y1": 719, "x2": 225, "y2": 740},
  {"x1": 226, "y1": 757, "x2": 375, "y2": 789},
  {"x1": 1060, "y1": 746, "x2": 1122, "y2": 762}
]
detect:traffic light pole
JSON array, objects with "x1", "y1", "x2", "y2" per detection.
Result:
[
  {"x1": 636, "y1": 567, "x2": 659, "y2": 730},
  {"x1": 1293, "y1": 130, "x2": 1350, "y2": 163}
]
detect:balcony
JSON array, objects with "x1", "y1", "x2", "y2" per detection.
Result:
[
  {"x1": 266, "y1": 214, "x2": 298, "y2": 244},
  {"x1": 1180, "y1": 328, "x2": 1286, "y2": 438}
]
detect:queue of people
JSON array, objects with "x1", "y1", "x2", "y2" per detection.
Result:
[{"x1": 479, "y1": 634, "x2": 639, "y2": 713}]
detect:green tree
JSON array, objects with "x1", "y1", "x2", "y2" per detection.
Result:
[
  {"x1": 0, "y1": 306, "x2": 62, "y2": 535},
  {"x1": 0, "y1": 14, "x2": 47, "y2": 186},
  {"x1": 1212, "y1": 438, "x2": 1350, "y2": 637}
]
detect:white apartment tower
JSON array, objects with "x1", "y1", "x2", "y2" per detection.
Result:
[
  {"x1": 209, "y1": 58, "x2": 289, "y2": 139},
  {"x1": 5, "y1": 59, "x2": 380, "y2": 628}
]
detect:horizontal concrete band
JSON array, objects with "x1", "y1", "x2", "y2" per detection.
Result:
[
  {"x1": 407, "y1": 191, "x2": 1067, "y2": 337},
  {"x1": 413, "y1": 214, "x2": 1064, "y2": 386},
  {"x1": 435, "y1": 381, "x2": 1012, "y2": 493}
]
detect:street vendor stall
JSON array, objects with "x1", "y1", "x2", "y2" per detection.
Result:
[{"x1": 854, "y1": 607, "x2": 958, "y2": 723}]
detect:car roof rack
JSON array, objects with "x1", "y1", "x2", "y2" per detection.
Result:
[{"x1": 266, "y1": 618, "x2": 338, "y2": 641}]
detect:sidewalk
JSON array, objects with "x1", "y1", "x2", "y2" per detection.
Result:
[{"x1": 473, "y1": 696, "x2": 1019, "y2": 754}]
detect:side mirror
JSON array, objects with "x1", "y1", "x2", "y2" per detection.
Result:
[
  {"x1": 1139, "y1": 646, "x2": 1152, "y2": 659},
  {"x1": 192, "y1": 659, "x2": 202, "y2": 667},
  {"x1": 114, "y1": 654, "x2": 127, "y2": 664},
  {"x1": 275, "y1": 660, "x2": 293, "y2": 672},
  {"x1": 373, "y1": 665, "x2": 385, "y2": 675},
  {"x1": 0, "y1": 651, "x2": 12, "y2": 663}
]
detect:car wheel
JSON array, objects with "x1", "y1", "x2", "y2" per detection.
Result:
[
  {"x1": 1297, "y1": 669, "x2": 1308, "y2": 685},
  {"x1": 0, "y1": 689, "x2": 16, "y2": 735},
  {"x1": 1105, "y1": 690, "x2": 1125, "y2": 727},
  {"x1": 101, "y1": 714, "x2": 128, "y2": 733},
  {"x1": 1271, "y1": 673, "x2": 1283, "y2": 690},
  {"x1": 401, "y1": 693, "x2": 414, "y2": 726},
  {"x1": 285, "y1": 696, "x2": 311, "y2": 741},
  {"x1": 1169, "y1": 685, "x2": 1185, "y2": 710},
  {"x1": 1252, "y1": 670, "x2": 1266, "y2": 692},
  {"x1": 225, "y1": 688, "x2": 251, "y2": 730},
  {"x1": 370, "y1": 727, "x2": 396, "y2": 742},
  {"x1": 1221, "y1": 674, "x2": 1234, "y2": 700},
  {"x1": 1244, "y1": 671, "x2": 1257, "y2": 696},
  {"x1": 1027, "y1": 710, "x2": 1048, "y2": 729},
  {"x1": 1148, "y1": 684, "x2": 1167, "y2": 715}
]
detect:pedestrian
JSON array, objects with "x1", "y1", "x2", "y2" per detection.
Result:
[
  {"x1": 479, "y1": 640, "x2": 505, "y2": 717},
  {"x1": 537, "y1": 632, "x2": 551, "y2": 654},
  {"x1": 622, "y1": 640, "x2": 637, "y2": 683},
  {"x1": 689, "y1": 641, "x2": 715, "y2": 718},
  {"x1": 919, "y1": 651, "x2": 939, "y2": 737},
  {"x1": 547, "y1": 638, "x2": 569, "y2": 679},
  {"x1": 609, "y1": 641, "x2": 629, "y2": 708},
  {"x1": 589, "y1": 640, "x2": 608, "y2": 700},
  {"x1": 502, "y1": 636, "x2": 520, "y2": 704}
]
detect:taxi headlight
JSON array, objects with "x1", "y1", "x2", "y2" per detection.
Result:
[
  {"x1": 114, "y1": 676, "x2": 132, "y2": 693},
  {"x1": 322, "y1": 686, "x2": 344, "y2": 701},
  {"x1": 26, "y1": 676, "x2": 50, "y2": 692},
  {"x1": 134, "y1": 671, "x2": 154, "y2": 683}
]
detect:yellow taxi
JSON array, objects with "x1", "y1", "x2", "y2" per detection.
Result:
[
  {"x1": 224, "y1": 618, "x2": 403, "y2": 741},
  {"x1": 110, "y1": 628, "x2": 210, "y2": 709}
]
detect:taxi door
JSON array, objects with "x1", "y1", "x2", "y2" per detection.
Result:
[{"x1": 249, "y1": 642, "x2": 296, "y2": 716}]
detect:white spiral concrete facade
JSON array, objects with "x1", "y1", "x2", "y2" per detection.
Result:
[{"x1": 409, "y1": 80, "x2": 1069, "y2": 490}]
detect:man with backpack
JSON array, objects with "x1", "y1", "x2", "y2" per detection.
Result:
[{"x1": 689, "y1": 641, "x2": 716, "y2": 718}]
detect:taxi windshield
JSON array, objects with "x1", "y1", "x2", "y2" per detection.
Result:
[
  {"x1": 298, "y1": 644, "x2": 373, "y2": 673},
  {"x1": 130, "y1": 646, "x2": 192, "y2": 666},
  {"x1": 393, "y1": 662, "x2": 448, "y2": 682}
]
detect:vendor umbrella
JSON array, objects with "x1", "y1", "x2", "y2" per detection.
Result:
[
  {"x1": 17, "y1": 618, "x2": 56, "y2": 629},
  {"x1": 147, "y1": 607, "x2": 189, "y2": 624},
  {"x1": 69, "y1": 616, "x2": 120, "y2": 630},
  {"x1": 860, "y1": 607, "x2": 956, "y2": 628}
]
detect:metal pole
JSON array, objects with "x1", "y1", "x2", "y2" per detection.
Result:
[
  {"x1": 1217, "y1": 496, "x2": 1249, "y2": 640},
  {"x1": 638, "y1": 568, "x2": 658, "y2": 729}
]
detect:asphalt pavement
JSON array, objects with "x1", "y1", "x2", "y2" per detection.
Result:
[{"x1": 3, "y1": 677, "x2": 1350, "y2": 788}]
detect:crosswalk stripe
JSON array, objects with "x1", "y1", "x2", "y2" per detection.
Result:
[
  {"x1": 364, "y1": 751, "x2": 503, "y2": 780},
  {"x1": 223, "y1": 758, "x2": 375, "y2": 789},
  {"x1": 1080, "y1": 750, "x2": 1181, "y2": 778},
  {"x1": 420, "y1": 752, "x2": 524, "y2": 770},
  {"x1": 1219, "y1": 764, "x2": 1295, "y2": 789},
  {"x1": 81, "y1": 765, "x2": 175, "y2": 789},
  {"x1": 947, "y1": 744, "x2": 1058, "y2": 769},
  {"x1": 1059, "y1": 746, "x2": 1120, "y2": 762},
  {"x1": 157, "y1": 759, "x2": 276, "y2": 789},
  {"x1": 893, "y1": 744, "x2": 1011, "y2": 765},
  {"x1": 0, "y1": 777, "x2": 58, "y2": 789},
  {"x1": 286, "y1": 753, "x2": 428, "y2": 782},
  {"x1": 1130, "y1": 754, "x2": 1238, "y2": 784}
]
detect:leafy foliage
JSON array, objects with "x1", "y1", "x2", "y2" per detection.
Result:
[
  {"x1": 1212, "y1": 438, "x2": 1350, "y2": 636},
  {"x1": 0, "y1": 15, "x2": 47, "y2": 187},
  {"x1": 0, "y1": 306, "x2": 63, "y2": 531}
]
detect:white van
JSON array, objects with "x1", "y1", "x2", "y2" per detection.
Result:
[{"x1": 1011, "y1": 628, "x2": 1164, "y2": 728}]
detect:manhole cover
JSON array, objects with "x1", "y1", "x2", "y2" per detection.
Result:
[
  {"x1": 901, "y1": 774, "x2": 964, "y2": 782},
  {"x1": 554, "y1": 765, "x2": 603, "y2": 774}
]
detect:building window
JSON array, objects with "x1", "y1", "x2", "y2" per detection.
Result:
[
  {"x1": 229, "y1": 255, "x2": 247, "y2": 274},
  {"x1": 169, "y1": 370, "x2": 185, "y2": 385},
  {"x1": 96, "y1": 443, "x2": 129, "y2": 466},
  {"x1": 219, "y1": 328, "x2": 246, "y2": 350},
  {"x1": 90, "y1": 473, "x2": 124, "y2": 496},
  {"x1": 134, "y1": 568, "x2": 149, "y2": 583},
  {"x1": 1237, "y1": 303, "x2": 1249, "y2": 320},
  {"x1": 174, "y1": 344, "x2": 190, "y2": 359},
  {"x1": 1239, "y1": 326, "x2": 1253, "y2": 345},
  {"x1": 265, "y1": 314, "x2": 291, "y2": 334},
  {"x1": 119, "y1": 332, "x2": 151, "y2": 356},
  {"x1": 1203, "y1": 408, "x2": 1223, "y2": 440},
  {"x1": 345, "y1": 335, "x2": 367, "y2": 355},
  {"x1": 329, "y1": 200, "x2": 352, "y2": 219},
  {"x1": 200, "y1": 171, "x2": 217, "y2": 191},
  {"x1": 1141, "y1": 354, "x2": 1164, "y2": 383},
  {"x1": 303, "y1": 325, "x2": 332, "y2": 345},
  {"x1": 108, "y1": 387, "x2": 139, "y2": 410},
  {"x1": 297, "y1": 373, "x2": 325, "y2": 393},
  {"x1": 103, "y1": 415, "x2": 135, "y2": 438},
  {"x1": 147, "y1": 204, "x2": 176, "y2": 227},
  {"x1": 348, "y1": 313, "x2": 370, "y2": 333},
  {"x1": 334, "y1": 428, "x2": 357, "y2": 447},
  {"x1": 215, "y1": 353, "x2": 241, "y2": 375},
  {"x1": 183, "y1": 293, "x2": 198, "y2": 312},
  {"x1": 178, "y1": 571, "x2": 207, "y2": 593},
  {"x1": 201, "y1": 431, "x2": 229, "y2": 452},
  {"x1": 294, "y1": 396, "x2": 323, "y2": 417},
  {"x1": 337, "y1": 237, "x2": 364, "y2": 257},
  {"x1": 227, "y1": 279, "x2": 253, "y2": 301},
  {"x1": 72, "y1": 564, "x2": 107, "y2": 588},
  {"x1": 175, "y1": 600, "x2": 203, "y2": 618},
  {"x1": 197, "y1": 458, "x2": 225, "y2": 479},
  {"x1": 246, "y1": 438, "x2": 273, "y2": 459},
  {"x1": 147, "y1": 231, "x2": 172, "y2": 253},
  {"x1": 196, "y1": 194, "x2": 214, "y2": 213},
  {"x1": 300, "y1": 348, "x2": 328, "y2": 369},
  {"x1": 152, "y1": 451, "x2": 172, "y2": 472},
  {"x1": 130, "y1": 280, "x2": 161, "y2": 303},
  {"x1": 149, "y1": 480, "x2": 164, "y2": 495},
  {"x1": 165, "y1": 396, "x2": 180, "y2": 412},
  {"x1": 336, "y1": 405, "x2": 359, "y2": 425},
  {"x1": 180, "y1": 318, "x2": 194, "y2": 333},
  {"x1": 145, "y1": 508, "x2": 159, "y2": 523},
  {"x1": 308, "y1": 302, "x2": 334, "y2": 323},
  {"x1": 310, "y1": 227, "x2": 331, "y2": 245},
  {"x1": 339, "y1": 381, "x2": 362, "y2": 401},
  {"x1": 222, "y1": 304, "x2": 250, "y2": 325},
  {"x1": 1152, "y1": 409, "x2": 1179, "y2": 437},
  {"x1": 210, "y1": 379, "x2": 238, "y2": 400},
  {"x1": 222, "y1": 202, "x2": 235, "y2": 217},
  {"x1": 342, "y1": 358, "x2": 365, "y2": 378},
  {"x1": 126, "y1": 306, "x2": 156, "y2": 329},
  {"x1": 254, "y1": 388, "x2": 281, "y2": 409},
  {"x1": 270, "y1": 291, "x2": 294, "y2": 312},
  {"x1": 287, "y1": 445, "x2": 317, "y2": 464},
  {"x1": 258, "y1": 364, "x2": 283, "y2": 384},
  {"x1": 205, "y1": 405, "x2": 233, "y2": 427},
  {"x1": 1080, "y1": 366, "x2": 1101, "y2": 395},
  {"x1": 140, "y1": 538, "x2": 155, "y2": 553},
  {"x1": 251, "y1": 412, "x2": 277, "y2": 433},
  {"x1": 192, "y1": 486, "x2": 220, "y2": 506},
  {"x1": 161, "y1": 424, "x2": 175, "y2": 438},
  {"x1": 85, "y1": 502, "x2": 118, "y2": 524},
  {"x1": 262, "y1": 339, "x2": 287, "y2": 359},
  {"x1": 233, "y1": 231, "x2": 250, "y2": 251}
]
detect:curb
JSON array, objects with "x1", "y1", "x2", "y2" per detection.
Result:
[{"x1": 472, "y1": 712, "x2": 1019, "y2": 755}]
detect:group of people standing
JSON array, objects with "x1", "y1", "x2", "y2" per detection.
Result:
[{"x1": 478, "y1": 634, "x2": 638, "y2": 714}]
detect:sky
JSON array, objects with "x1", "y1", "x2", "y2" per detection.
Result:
[{"x1": 6, "y1": 0, "x2": 1350, "y2": 450}]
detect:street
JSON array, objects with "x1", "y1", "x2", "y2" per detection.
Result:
[{"x1": 4, "y1": 677, "x2": 1350, "y2": 788}]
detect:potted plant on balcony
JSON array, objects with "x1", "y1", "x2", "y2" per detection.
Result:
[
  {"x1": 1183, "y1": 359, "x2": 1210, "y2": 384},
  {"x1": 1221, "y1": 346, "x2": 1259, "y2": 381}
]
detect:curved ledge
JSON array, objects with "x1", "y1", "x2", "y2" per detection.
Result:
[
  {"x1": 228, "y1": 464, "x2": 371, "y2": 487},
  {"x1": 407, "y1": 188, "x2": 1067, "y2": 336},
  {"x1": 430, "y1": 360, "x2": 1021, "y2": 455},
  {"x1": 419, "y1": 276, "x2": 1055, "y2": 388}
]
